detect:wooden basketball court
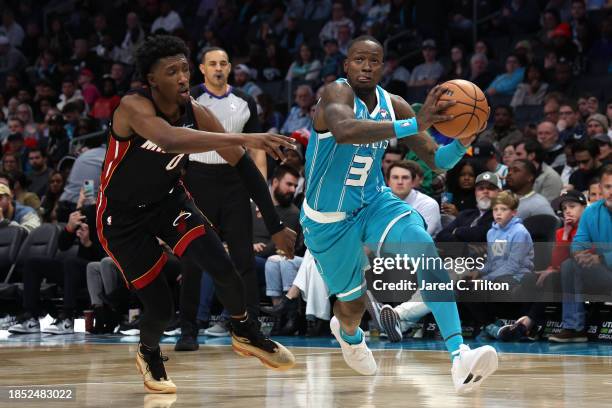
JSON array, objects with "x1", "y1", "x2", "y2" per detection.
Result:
[{"x1": 1, "y1": 333, "x2": 612, "y2": 407}]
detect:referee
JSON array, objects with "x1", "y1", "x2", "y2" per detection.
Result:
[{"x1": 176, "y1": 47, "x2": 294, "y2": 351}]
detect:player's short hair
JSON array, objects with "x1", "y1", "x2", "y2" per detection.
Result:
[
  {"x1": 347, "y1": 35, "x2": 383, "y2": 55},
  {"x1": 491, "y1": 191, "x2": 519, "y2": 210},
  {"x1": 201, "y1": 46, "x2": 228, "y2": 63},
  {"x1": 136, "y1": 35, "x2": 190, "y2": 83},
  {"x1": 273, "y1": 164, "x2": 300, "y2": 181},
  {"x1": 387, "y1": 160, "x2": 423, "y2": 180}
]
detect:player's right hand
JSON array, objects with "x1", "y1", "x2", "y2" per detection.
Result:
[
  {"x1": 244, "y1": 133, "x2": 296, "y2": 160},
  {"x1": 416, "y1": 85, "x2": 456, "y2": 132}
]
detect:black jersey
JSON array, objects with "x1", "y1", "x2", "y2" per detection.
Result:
[{"x1": 99, "y1": 88, "x2": 196, "y2": 208}]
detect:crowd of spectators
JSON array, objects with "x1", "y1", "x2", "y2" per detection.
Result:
[{"x1": 0, "y1": 0, "x2": 610, "y2": 343}]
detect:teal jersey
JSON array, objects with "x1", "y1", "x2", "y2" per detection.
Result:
[{"x1": 305, "y1": 78, "x2": 397, "y2": 213}]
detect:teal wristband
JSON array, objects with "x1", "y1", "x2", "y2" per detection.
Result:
[{"x1": 393, "y1": 118, "x2": 419, "y2": 139}]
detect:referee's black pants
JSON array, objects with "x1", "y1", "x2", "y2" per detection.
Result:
[{"x1": 181, "y1": 162, "x2": 259, "y2": 326}]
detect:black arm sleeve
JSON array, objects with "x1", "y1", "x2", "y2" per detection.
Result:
[
  {"x1": 235, "y1": 153, "x2": 284, "y2": 235},
  {"x1": 243, "y1": 94, "x2": 262, "y2": 133}
]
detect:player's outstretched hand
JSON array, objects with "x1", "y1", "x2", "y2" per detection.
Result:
[
  {"x1": 244, "y1": 133, "x2": 296, "y2": 160},
  {"x1": 416, "y1": 85, "x2": 456, "y2": 132},
  {"x1": 271, "y1": 227, "x2": 297, "y2": 259}
]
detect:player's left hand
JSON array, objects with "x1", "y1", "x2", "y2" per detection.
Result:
[{"x1": 271, "y1": 227, "x2": 297, "y2": 259}]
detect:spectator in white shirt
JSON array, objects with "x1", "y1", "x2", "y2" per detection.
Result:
[
  {"x1": 151, "y1": 1, "x2": 184, "y2": 34},
  {"x1": 319, "y1": 2, "x2": 355, "y2": 45},
  {"x1": 387, "y1": 160, "x2": 442, "y2": 237}
]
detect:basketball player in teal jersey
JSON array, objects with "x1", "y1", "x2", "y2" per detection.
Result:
[{"x1": 302, "y1": 36, "x2": 498, "y2": 393}]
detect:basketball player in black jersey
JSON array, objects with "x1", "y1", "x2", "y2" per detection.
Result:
[{"x1": 96, "y1": 35, "x2": 296, "y2": 394}]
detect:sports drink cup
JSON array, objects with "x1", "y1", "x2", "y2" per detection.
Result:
[{"x1": 84, "y1": 310, "x2": 94, "y2": 332}]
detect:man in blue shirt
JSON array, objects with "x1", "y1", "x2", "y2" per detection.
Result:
[
  {"x1": 280, "y1": 85, "x2": 314, "y2": 135},
  {"x1": 550, "y1": 164, "x2": 612, "y2": 342}
]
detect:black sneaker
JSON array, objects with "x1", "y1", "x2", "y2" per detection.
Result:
[
  {"x1": 497, "y1": 322, "x2": 528, "y2": 342},
  {"x1": 136, "y1": 345, "x2": 176, "y2": 393},
  {"x1": 549, "y1": 329, "x2": 588, "y2": 343},
  {"x1": 230, "y1": 314, "x2": 295, "y2": 370},
  {"x1": 175, "y1": 321, "x2": 199, "y2": 352},
  {"x1": 261, "y1": 297, "x2": 298, "y2": 317}
]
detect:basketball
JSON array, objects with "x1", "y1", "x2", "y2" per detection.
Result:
[{"x1": 433, "y1": 79, "x2": 490, "y2": 139}]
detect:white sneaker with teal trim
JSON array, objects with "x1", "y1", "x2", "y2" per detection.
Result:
[
  {"x1": 451, "y1": 344, "x2": 498, "y2": 394},
  {"x1": 330, "y1": 316, "x2": 377, "y2": 375}
]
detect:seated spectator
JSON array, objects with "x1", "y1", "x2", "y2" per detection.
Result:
[
  {"x1": 15, "y1": 103, "x2": 37, "y2": 139},
  {"x1": 549, "y1": 166, "x2": 612, "y2": 342},
  {"x1": 1, "y1": 150, "x2": 20, "y2": 177},
  {"x1": 336, "y1": 23, "x2": 352, "y2": 55},
  {"x1": 381, "y1": 146, "x2": 405, "y2": 183},
  {"x1": 26, "y1": 148, "x2": 52, "y2": 198},
  {"x1": 569, "y1": 139, "x2": 603, "y2": 192},
  {"x1": 537, "y1": 121, "x2": 566, "y2": 168},
  {"x1": 506, "y1": 159, "x2": 556, "y2": 218},
  {"x1": 320, "y1": 38, "x2": 344, "y2": 79},
  {"x1": 594, "y1": 134, "x2": 611, "y2": 164},
  {"x1": 510, "y1": 64, "x2": 548, "y2": 108},
  {"x1": 56, "y1": 76, "x2": 84, "y2": 111},
  {"x1": 467, "y1": 53, "x2": 495, "y2": 92},
  {"x1": 39, "y1": 170, "x2": 64, "y2": 223},
  {"x1": 437, "y1": 171, "x2": 501, "y2": 255},
  {"x1": 587, "y1": 177, "x2": 602, "y2": 204},
  {"x1": 556, "y1": 139, "x2": 579, "y2": 187},
  {"x1": 547, "y1": 59, "x2": 579, "y2": 100},
  {"x1": 86, "y1": 257, "x2": 124, "y2": 333},
  {"x1": 502, "y1": 143, "x2": 517, "y2": 167},
  {"x1": 442, "y1": 158, "x2": 485, "y2": 217},
  {"x1": 381, "y1": 51, "x2": 410, "y2": 89},
  {"x1": 478, "y1": 105, "x2": 523, "y2": 150},
  {"x1": 2, "y1": 171, "x2": 40, "y2": 210},
  {"x1": 408, "y1": 39, "x2": 444, "y2": 87},
  {"x1": 233, "y1": 64, "x2": 263, "y2": 100},
  {"x1": 151, "y1": 0, "x2": 183, "y2": 34},
  {"x1": 558, "y1": 101, "x2": 586, "y2": 143},
  {"x1": 460, "y1": 190, "x2": 534, "y2": 332},
  {"x1": 280, "y1": 85, "x2": 314, "y2": 135},
  {"x1": 387, "y1": 160, "x2": 441, "y2": 237},
  {"x1": 90, "y1": 77, "x2": 121, "y2": 121},
  {"x1": 77, "y1": 68, "x2": 100, "y2": 109},
  {"x1": 286, "y1": 43, "x2": 321, "y2": 82},
  {"x1": 258, "y1": 93, "x2": 284, "y2": 133},
  {"x1": 119, "y1": 12, "x2": 145, "y2": 66},
  {"x1": 495, "y1": 190, "x2": 587, "y2": 341},
  {"x1": 319, "y1": 2, "x2": 355, "y2": 45},
  {"x1": 0, "y1": 35, "x2": 27, "y2": 82},
  {"x1": 279, "y1": 14, "x2": 304, "y2": 57},
  {"x1": 56, "y1": 134, "x2": 105, "y2": 222},
  {"x1": 515, "y1": 138, "x2": 564, "y2": 202},
  {"x1": 8, "y1": 199, "x2": 104, "y2": 335},
  {"x1": 45, "y1": 113, "x2": 70, "y2": 167},
  {"x1": 0, "y1": 182, "x2": 40, "y2": 232},
  {"x1": 442, "y1": 45, "x2": 469, "y2": 82},
  {"x1": 472, "y1": 142, "x2": 508, "y2": 186},
  {"x1": 486, "y1": 53, "x2": 525, "y2": 96},
  {"x1": 586, "y1": 113, "x2": 609, "y2": 137}
]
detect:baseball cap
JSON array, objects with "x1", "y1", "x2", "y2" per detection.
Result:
[
  {"x1": 549, "y1": 23, "x2": 571, "y2": 38},
  {"x1": 558, "y1": 190, "x2": 587, "y2": 210},
  {"x1": 422, "y1": 39, "x2": 436, "y2": 49},
  {"x1": 234, "y1": 64, "x2": 251, "y2": 77},
  {"x1": 472, "y1": 142, "x2": 496, "y2": 159},
  {"x1": 593, "y1": 133, "x2": 611, "y2": 145},
  {"x1": 0, "y1": 184, "x2": 12, "y2": 197},
  {"x1": 475, "y1": 171, "x2": 501, "y2": 189}
]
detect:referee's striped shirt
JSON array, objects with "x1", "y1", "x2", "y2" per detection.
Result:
[{"x1": 190, "y1": 84, "x2": 261, "y2": 164}]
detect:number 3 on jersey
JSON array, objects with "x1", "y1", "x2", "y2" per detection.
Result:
[{"x1": 345, "y1": 155, "x2": 373, "y2": 187}]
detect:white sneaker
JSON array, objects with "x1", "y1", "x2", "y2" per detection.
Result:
[
  {"x1": 42, "y1": 318, "x2": 74, "y2": 335},
  {"x1": 330, "y1": 316, "x2": 377, "y2": 375},
  {"x1": 8, "y1": 316, "x2": 40, "y2": 334},
  {"x1": 204, "y1": 322, "x2": 229, "y2": 337},
  {"x1": 451, "y1": 344, "x2": 498, "y2": 394},
  {"x1": 379, "y1": 305, "x2": 403, "y2": 343}
]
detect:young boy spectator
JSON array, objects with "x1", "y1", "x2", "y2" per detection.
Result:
[{"x1": 496, "y1": 190, "x2": 587, "y2": 341}]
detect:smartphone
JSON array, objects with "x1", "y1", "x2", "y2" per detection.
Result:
[
  {"x1": 441, "y1": 192, "x2": 454, "y2": 205},
  {"x1": 83, "y1": 179, "x2": 95, "y2": 200}
]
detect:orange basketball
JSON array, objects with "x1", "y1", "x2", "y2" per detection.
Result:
[{"x1": 432, "y1": 79, "x2": 490, "y2": 139}]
